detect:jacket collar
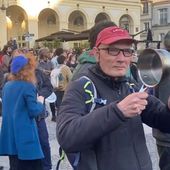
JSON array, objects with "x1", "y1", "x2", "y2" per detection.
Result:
[
  {"x1": 90, "y1": 64, "x2": 127, "y2": 81},
  {"x1": 89, "y1": 64, "x2": 128, "y2": 89}
]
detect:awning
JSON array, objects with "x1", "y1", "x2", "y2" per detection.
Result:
[
  {"x1": 35, "y1": 31, "x2": 75, "y2": 42},
  {"x1": 35, "y1": 30, "x2": 90, "y2": 42}
]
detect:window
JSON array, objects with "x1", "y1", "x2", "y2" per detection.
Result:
[
  {"x1": 18, "y1": 36, "x2": 21, "y2": 41},
  {"x1": 159, "y1": 33, "x2": 165, "y2": 41},
  {"x1": 74, "y1": 42, "x2": 80, "y2": 48},
  {"x1": 143, "y1": 2, "x2": 149, "y2": 14},
  {"x1": 22, "y1": 43, "x2": 26, "y2": 47},
  {"x1": 144, "y1": 22, "x2": 149, "y2": 30},
  {"x1": 159, "y1": 8, "x2": 168, "y2": 25},
  {"x1": 47, "y1": 15, "x2": 56, "y2": 25},
  {"x1": 73, "y1": 16, "x2": 84, "y2": 26},
  {"x1": 136, "y1": 27, "x2": 139, "y2": 32},
  {"x1": 120, "y1": 16, "x2": 130, "y2": 32},
  {"x1": 18, "y1": 43, "x2": 21, "y2": 48}
]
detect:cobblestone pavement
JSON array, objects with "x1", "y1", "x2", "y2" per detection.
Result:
[{"x1": 0, "y1": 117, "x2": 160, "y2": 170}]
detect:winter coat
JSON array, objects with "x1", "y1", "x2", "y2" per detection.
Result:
[
  {"x1": 0, "y1": 70, "x2": 4, "y2": 98},
  {"x1": 153, "y1": 75, "x2": 170, "y2": 147},
  {"x1": 57, "y1": 65, "x2": 170, "y2": 170},
  {"x1": 1, "y1": 54, "x2": 12, "y2": 73},
  {"x1": 37, "y1": 60, "x2": 53, "y2": 75},
  {"x1": 35, "y1": 68, "x2": 53, "y2": 98},
  {"x1": 35, "y1": 68, "x2": 54, "y2": 120},
  {"x1": 0, "y1": 81, "x2": 44, "y2": 160}
]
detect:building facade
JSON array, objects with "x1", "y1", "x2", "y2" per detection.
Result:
[
  {"x1": 0, "y1": 0, "x2": 141, "y2": 49},
  {"x1": 140, "y1": 0, "x2": 170, "y2": 48}
]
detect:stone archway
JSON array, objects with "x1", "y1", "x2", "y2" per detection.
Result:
[
  {"x1": 95, "y1": 12, "x2": 111, "y2": 24},
  {"x1": 38, "y1": 8, "x2": 59, "y2": 38},
  {"x1": 119, "y1": 14, "x2": 134, "y2": 34},
  {"x1": 6, "y1": 5, "x2": 28, "y2": 47},
  {"x1": 68, "y1": 10, "x2": 87, "y2": 32}
]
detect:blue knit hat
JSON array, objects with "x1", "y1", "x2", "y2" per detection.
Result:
[{"x1": 11, "y1": 55, "x2": 28, "y2": 74}]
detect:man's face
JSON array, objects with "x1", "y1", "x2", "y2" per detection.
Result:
[{"x1": 95, "y1": 42, "x2": 134, "y2": 78}]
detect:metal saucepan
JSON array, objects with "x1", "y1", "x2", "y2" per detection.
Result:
[{"x1": 137, "y1": 48, "x2": 170, "y2": 87}]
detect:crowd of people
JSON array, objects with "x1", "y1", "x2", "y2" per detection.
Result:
[
  {"x1": 0, "y1": 20, "x2": 170, "y2": 170},
  {"x1": 0, "y1": 41, "x2": 79, "y2": 170}
]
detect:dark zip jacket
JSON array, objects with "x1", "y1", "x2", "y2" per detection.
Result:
[
  {"x1": 152, "y1": 75, "x2": 170, "y2": 147},
  {"x1": 57, "y1": 64, "x2": 170, "y2": 170}
]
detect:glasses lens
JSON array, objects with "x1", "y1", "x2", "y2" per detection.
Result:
[
  {"x1": 123, "y1": 49, "x2": 134, "y2": 57},
  {"x1": 108, "y1": 48, "x2": 120, "y2": 56}
]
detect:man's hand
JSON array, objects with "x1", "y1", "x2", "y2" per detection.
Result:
[{"x1": 117, "y1": 92, "x2": 148, "y2": 118}]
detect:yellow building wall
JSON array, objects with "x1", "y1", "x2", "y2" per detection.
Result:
[{"x1": 0, "y1": 0, "x2": 141, "y2": 49}]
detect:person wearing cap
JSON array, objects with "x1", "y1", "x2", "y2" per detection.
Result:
[
  {"x1": 72, "y1": 21, "x2": 140, "y2": 84},
  {"x1": 71, "y1": 20, "x2": 117, "y2": 81},
  {"x1": 56, "y1": 26, "x2": 170, "y2": 170},
  {"x1": 0, "y1": 54, "x2": 45, "y2": 170}
]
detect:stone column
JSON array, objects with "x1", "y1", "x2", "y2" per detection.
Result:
[
  {"x1": 59, "y1": 20, "x2": 69, "y2": 31},
  {"x1": 27, "y1": 17, "x2": 38, "y2": 48},
  {"x1": 0, "y1": 9, "x2": 7, "y2": 49}
]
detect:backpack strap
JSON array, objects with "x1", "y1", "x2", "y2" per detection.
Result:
[
  {"x1": 56, "y1": 147, "x2": 65, "y2": 170},
  {"x1": 81, "y1": 76, "x2": 107, "y2": 111},
  {"x1": 56, "y1": 149, "x2": 80, "y2": 170},
  {"x1": 56, "y1": 76, "x2": 107, "y2": 170},
  {"x1": 81, "y1": 76, "x2": 97, "y2": 112}
]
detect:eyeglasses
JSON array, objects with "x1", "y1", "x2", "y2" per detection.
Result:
[{"x1": 99, "y1": 47, "x2": 135, "y2": 57}]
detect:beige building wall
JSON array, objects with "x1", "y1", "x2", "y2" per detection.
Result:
[
  {"x1": 0, "y1": 0, "x2": 141, "y2": 49},
  {"x1": 0, "y1": 10, "x2": 7, "y2": 48}
]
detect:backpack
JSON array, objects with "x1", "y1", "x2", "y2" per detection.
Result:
[
  {"x1": 50, "y1": 65, "x2": 64, "y2": 89},
  {"x1": 56, "y1": 76, "x2": 107, "y2": 170}
]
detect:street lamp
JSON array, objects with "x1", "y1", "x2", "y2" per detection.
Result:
[{"x1": 146, "y1": 28, "x2": 153, "y2": 48}]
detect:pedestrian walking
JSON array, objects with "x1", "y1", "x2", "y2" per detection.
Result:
[
  {"x1": 52, "y1": 54, "x2": 72, "y2": 113},
  {"x1": 38, "y1": 48, "x2": 56, "y2": 122},
  {"x1": 35, "y1": 68, "x2": 54, "y2": 170}
]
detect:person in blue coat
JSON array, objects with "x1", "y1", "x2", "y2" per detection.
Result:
[{"x1": 0, "y1": 54, "x2": 45, "y2": 170}]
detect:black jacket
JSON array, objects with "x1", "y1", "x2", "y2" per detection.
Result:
[
  {"x1": 35, "y1": 68, "x2": 53, "y2": 98},
  {"x1": 56, "y1": 65, "x2": 170, "y2": 170},
  {"x1": 152, "y1": 75, "x2": 170, "y2": 147}
]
